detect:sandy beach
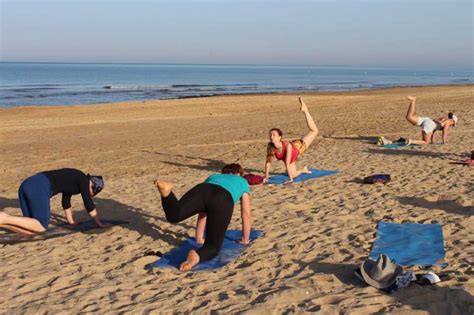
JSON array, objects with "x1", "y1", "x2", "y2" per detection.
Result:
[{"x1": 0, "y1": 85, "x2": 473, "y2": 314}]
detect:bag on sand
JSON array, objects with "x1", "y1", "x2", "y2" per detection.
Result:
[
  {"x1": 363, "y1": 174, "x2": 391, "y2": 184},
  {"x1": 243, "y1": 174, "x2": 264, "y2": 185}
]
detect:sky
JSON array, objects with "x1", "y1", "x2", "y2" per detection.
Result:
[{"x1": 0, "y1": 0, "x2": 472, "y2": 68}]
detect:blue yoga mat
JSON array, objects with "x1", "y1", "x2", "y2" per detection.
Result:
[
  {"x1": 147, "y1": 230, "x2": 263, "y2": 271},
  {"x1": 266, "y1": 168, "x2": 337, "y2": 185},
  {"x1": 382, "y1": 143, "x2": 443, "y2": 149},
  {"x1": 370, "y1": 222, "x2": 446, "y2": 266}
]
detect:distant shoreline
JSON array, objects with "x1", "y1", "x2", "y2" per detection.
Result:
[{"x1": 1, "y1": 83, "x2": 473, "y2": 109}]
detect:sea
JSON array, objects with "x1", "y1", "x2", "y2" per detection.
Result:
[{"x1": 0, "y1": 62, "x2": 472, "y2": 107}]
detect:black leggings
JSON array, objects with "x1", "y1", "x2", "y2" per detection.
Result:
[{"x1": 161, "y1": 183, "x2": 234, "y2": 262}]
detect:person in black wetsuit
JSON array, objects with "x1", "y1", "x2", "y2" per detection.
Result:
[{"x1": 0, "y1": 168, "x2": 109, "y2": 234}]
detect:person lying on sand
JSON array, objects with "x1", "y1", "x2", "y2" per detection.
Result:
[
  {"x1": 154, "y1": 163, "x2": 251, "y2": 271},
  {"x1": 0, "y1": 168, "x2": 109, "y2": 234},
  {"x1": 404, "y1": 96, "x2": 457, "y2": 145},
  {"x1": 264, "y1": 97, "x2": 319, "y2": 183}
]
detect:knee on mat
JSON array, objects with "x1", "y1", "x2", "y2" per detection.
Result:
[
  {"x1": 37, "y1": 217, "x2": 50, "y2": 229},
  {"x1": 208, "y1": 247, "x2": 220, "y2": 259},
  {"x1": 199, "y1": 246, "x2": 220, "y2": 261}
]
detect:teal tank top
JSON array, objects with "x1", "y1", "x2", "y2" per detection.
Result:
[{"x1": 204, "y1": 174, "x2": 250, "y2": 204}]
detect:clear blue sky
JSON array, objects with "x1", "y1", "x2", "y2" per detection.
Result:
[{"x1": 1, "y1": 0, "x2": 472, "y2": 68}]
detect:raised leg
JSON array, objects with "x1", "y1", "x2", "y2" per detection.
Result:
[
  {"x1": 299, "y1": 97, "x2": 319, "y2": 148},
  {"x1": 155, "y1": 181, "x2": 204, "y2": 223},
  {"x1": 405, "y1": 96, "x2": 419, "y2": 125}
]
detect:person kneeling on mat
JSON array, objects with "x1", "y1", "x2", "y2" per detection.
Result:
[
  {"x1": 404, "y1": 96, "x2": 458, "y2": 145},
  {"x1": 264, "y1": 97, "x2": 319, "y2": 183},
  {"x1": 0, "y1": 168, "x2": 109, "y2": 234},
  {"x1": 154, "y1": 163, "x2": 252, "y2": 271}
]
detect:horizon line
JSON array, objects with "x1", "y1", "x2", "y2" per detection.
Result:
[{"x1": 1, "y1": 60, "x2": 472, "y2": 70}]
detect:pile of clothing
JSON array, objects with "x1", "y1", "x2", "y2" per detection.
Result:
[{"x1": 356, "y1": 254, "x2": 448, "y2": 293}]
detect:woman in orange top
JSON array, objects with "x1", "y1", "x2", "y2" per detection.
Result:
[{"x1": 264, "y1": 97, "x2": 319, "y2": 183}]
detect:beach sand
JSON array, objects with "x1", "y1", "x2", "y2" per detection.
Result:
[{"x1": 0, "y1": 85, "x2": 473, "y2": 314}]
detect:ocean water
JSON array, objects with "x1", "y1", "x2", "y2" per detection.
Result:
[{"x1": 0, "y1": 62, "x2": 472, "y2": 107}]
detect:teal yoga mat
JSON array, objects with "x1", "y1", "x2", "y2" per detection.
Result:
[{"x1": 382, "y1": 143, "x2": 443, "y2": 149}]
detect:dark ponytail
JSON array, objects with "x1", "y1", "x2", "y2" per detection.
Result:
[{"x1": 221, "y1": 163, "x2": 244, "y2": 176}]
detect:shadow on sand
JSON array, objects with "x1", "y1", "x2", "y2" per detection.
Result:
[
  {"x1": 399, "y1": 196, "x2": 473, "y2": 216},
  {"x1": 326, "y1": 135, "x2": 377, "y2": 144},
  {"x1": 141, "y1": 150, "x2": 261, "y2": 173},
  {"x1": 0, "y1": 196, "x2": 192, "y2": 246},
  {"x1": 367, "y1": 148, "x2": 449, "y2": 159},
  {"x1": 294, "y1": 259, "x2": 364, "y2": 286},
  {"x1": 295, "y1": 258, "x2": 474, "y2": 313}
]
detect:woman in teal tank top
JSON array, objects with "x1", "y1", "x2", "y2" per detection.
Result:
[{"x1": 155, "y1": 163, "x2": 252, "y2": 271}]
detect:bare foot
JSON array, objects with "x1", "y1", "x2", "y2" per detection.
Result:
[
  {"x1": 179, "y1": 249, "x2": 200, "y2": 271},
  {"x1": 302, "y1": 166, "x2": 312, "y2": 174},
  {"x1": 299, "y1": 97, "x2": 308, "y2": 112},
  {"x1": 154, "y1": 180, "x2": 174, "y2": 197},
  {"x1": 407, "y1": 96, "x2": 416, "y2": 102}
]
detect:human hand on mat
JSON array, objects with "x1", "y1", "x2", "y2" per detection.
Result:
[
  {"x1": 68, "y1": 219, "x2": 83, "y2": 226},
  {"x1": 64, "y1": 208, "x2": 85, "y2": 226},
  {"x1": 89, "y1": 210, "x2": 112, "y2": 228},
  {"x1": 96, "y1": 222, "x2": 113, "y2": 228},
  {"x1": 237, "y1": 238, "x2": 250, "y2": 245}
]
